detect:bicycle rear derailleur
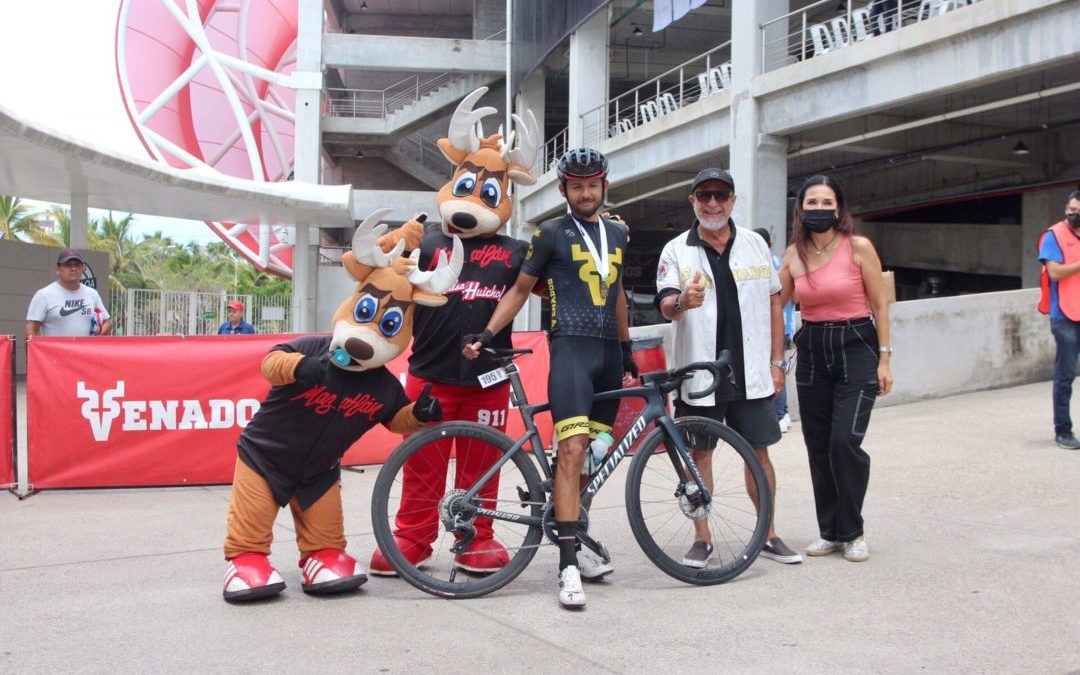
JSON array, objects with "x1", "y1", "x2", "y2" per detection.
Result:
[{"x1": 438, "y1": 489, "x2": 478, "y2": 553}]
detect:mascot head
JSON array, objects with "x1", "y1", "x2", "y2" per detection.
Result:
[
  {"x1": 436, "y1": 87, "x2": 539, "y2": 238},
  {"x1": 331, "y1": 208, "x2": 463, "y2": 372}
]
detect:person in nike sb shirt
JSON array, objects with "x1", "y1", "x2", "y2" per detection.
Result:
[{"x1": 25, "y1": 248, "x2": 112, "y2": 338}]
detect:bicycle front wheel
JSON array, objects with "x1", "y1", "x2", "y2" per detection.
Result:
[
  {"x1": 371, "y1": 422, "x2": 545, "y2": 599},
  {"x1": 625, "y1": 416, "x2": 771, "y2": 585}
]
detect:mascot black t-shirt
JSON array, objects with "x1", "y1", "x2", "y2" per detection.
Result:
[
  {"x1": 238, "y1": 335, "x2": 409, "y2": 509},
  {"x1": 409, "y1": 228, "x2": 526, "y2": 386}
]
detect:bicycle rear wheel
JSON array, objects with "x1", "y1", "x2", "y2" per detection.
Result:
[
  {"x1": 371, "y1": 422, "x2": 545, "y2": 599},
  {"x1": 625, "y1": 416, "x2": 771, "y2": 585}
]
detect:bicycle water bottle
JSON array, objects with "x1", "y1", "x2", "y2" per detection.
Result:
[{"x1": 582, "y1": 431, "x2": 615, "y2": 475}]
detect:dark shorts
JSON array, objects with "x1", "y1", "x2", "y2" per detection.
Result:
[
  {"x1": 548, "y1": 336, "x2": 623, "y2": 441},
  {"x1": 674, "y1": 397, "x2": 781, "y2": 449}
]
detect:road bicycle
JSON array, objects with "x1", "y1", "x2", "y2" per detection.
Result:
[{"x1": 370, "y1": 347, "x2": 772, "y2": 599}]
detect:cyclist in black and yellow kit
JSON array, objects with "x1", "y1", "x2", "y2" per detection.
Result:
[{"x1": 463, "y1": 148, "x2": 638, "y2": 609}]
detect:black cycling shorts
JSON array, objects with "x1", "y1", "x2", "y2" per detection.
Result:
[{"x1": 548, "y1": 336, "x2": 623, "y2": 441}]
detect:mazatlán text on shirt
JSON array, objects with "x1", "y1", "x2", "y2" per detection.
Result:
[
  {"x1": 429, "y1": 243, "x2": 514, "y2": 270},
  {"x1": 290, "y1": 385, "x2": 384, "y2": 418}
]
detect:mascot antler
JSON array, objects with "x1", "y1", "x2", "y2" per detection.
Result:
[
  {"x1": 352, "y1": 207, "x2": 405, "y2": 268},
  {"x1": 351, "y1": 207, "x2": 463, "y2": 295},
  {"x1": 407, "y1": 237, "x2": 463, "y2": 294},
  {"x1": 444, "y1": 87, "x2": 497, "y2": 156},
  {"x1": 500, "y1": 110, "x2": 540, "y2": 185}
]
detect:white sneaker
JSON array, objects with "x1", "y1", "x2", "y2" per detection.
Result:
[
  {"x1": 558, "y1": 566, "x2": 586, "y2": 608},
  {"x1": 779, "y1": 414, "x2": 791, "y2": 433},
  {"x1": 805, "y1": 538, "x2": 844, "y2": 556},
  {"x1": 843, "y1": 536, "x2": 869, "y2": 562},
  {"x1": 578, "y1": 552, "x2": 613, "y2": 581}
]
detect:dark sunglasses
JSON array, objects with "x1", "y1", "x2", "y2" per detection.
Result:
[{"x1": 693, "y1": 190, "x2": 733, "y2": 203}]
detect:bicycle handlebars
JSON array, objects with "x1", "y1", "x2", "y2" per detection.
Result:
[
  {"x1": 640, "y1": 349, "x2": 736, "y2": 399},
  {"x1": 480, "y1": 345, "x2": 736, "y2": 399}
]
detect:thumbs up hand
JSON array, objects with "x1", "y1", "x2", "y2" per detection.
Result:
[{"x1": 680, "y1": 271, "x2": 707, "y2": 310}]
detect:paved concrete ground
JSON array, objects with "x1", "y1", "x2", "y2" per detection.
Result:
[{"x1": 2, "y1": 381, "x2": 1078, "y2": 674}]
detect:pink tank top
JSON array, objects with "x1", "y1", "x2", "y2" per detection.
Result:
[{"x1": 794, "y1": 237, "x2": 871, "y2": 321}]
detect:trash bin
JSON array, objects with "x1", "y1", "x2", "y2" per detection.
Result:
[{"x1": 611, "y1": 336, "x2": 668, "y2": 452}]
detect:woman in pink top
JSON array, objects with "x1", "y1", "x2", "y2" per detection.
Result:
[{"x1": 778, "y1": 175, "x2": 893, "y2": 563}]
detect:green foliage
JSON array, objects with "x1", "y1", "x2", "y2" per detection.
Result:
[
  {"x1": 43, "y1": 203, "x2": 292, "y2": 297},
  {"x1": 0, "y1": 195, "x2": 63, "y2": 245}
]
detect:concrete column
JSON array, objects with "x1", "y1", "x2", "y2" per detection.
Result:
[
  {"x1": 512, "y1": 71, "x2": 547, "y2": 331},
  {"x1": 69, "y1": 192, "x2": 89, "y2": 249},
  {"x1": 516, "y1": 69, "x2": 546, "y2": 158},
  {"x1": 291, "y1": 0, "x2": 325, "y2": 332},
  {"x1": 729, "y1": 0, "x2": 789, "y2": 248},
  {"x1": 1024, "y1": 187, "x2": 1075, "y2": 288},
  {"x1": 567, "y1": 9, "x2": 609, "y2": 148}
]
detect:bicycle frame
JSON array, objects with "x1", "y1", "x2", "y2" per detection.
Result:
[{"x1": 459, "y1": 361, "x2": 711, "y2": 528}]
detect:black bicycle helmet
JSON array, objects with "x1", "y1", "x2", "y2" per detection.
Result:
[{"x1": 556, "y1": 147, "x2": 608, "y2": 181}]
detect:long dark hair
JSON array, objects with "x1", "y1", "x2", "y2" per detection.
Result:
[{"x1": 790, "y1": 174, "x2": 855, "y2": 274}]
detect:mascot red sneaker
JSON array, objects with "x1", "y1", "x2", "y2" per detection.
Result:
[
  {"x1": 369, "y1": 87, "x2": 538, "y2": 576},
  {"x1": 222, "y1": 209, "x2": 462, "y2": 602}
]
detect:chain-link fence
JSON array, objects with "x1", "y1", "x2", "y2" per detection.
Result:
[{"x1": 109, "y1": 289, "x2": 291, "y2": 336}]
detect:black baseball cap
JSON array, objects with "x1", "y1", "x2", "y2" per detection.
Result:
[
  {"x1": 56, "y1": 248, "x2": 84, "y2": 264},
  {"x1": 690, "y1": 167, "x2": 735, "y2": 193}
]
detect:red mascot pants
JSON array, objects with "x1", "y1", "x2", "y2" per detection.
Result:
[{"x1": 394, "y1": 375, "x2": 510, "y2": 546}]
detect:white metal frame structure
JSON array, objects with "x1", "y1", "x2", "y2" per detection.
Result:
[{"x1": 116, "y1": 0, "x2": 308, "y2": 277}]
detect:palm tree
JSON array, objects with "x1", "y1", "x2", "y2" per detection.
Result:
[
  {"x1": 46, "y1": 206, "x2": 72, "y2": 246},
  {"x1": 90, "y1": 211, "x2": 146, "y2": 293},
  {"x1": 0, "y1": 195, "x2": 62, "y2": 244}
]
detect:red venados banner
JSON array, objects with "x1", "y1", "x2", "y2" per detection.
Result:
[{"x1": 26, "y1": 333, "x2": 552, "y2": 490}]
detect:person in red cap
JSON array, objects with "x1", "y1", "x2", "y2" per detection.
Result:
[
  {"x1": 218, "y1": 300, "x2": 255, "y2": 334},
  {"x1": 26, "y1": 248, "x2": 112, "y2": 338}
]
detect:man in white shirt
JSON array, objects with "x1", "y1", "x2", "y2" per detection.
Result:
[
  {"x1": 654, "y1": 168, "x2": 801, "y2": 567},
  {"x1": 26, "y1": 248, "x2": 112, "y2": 338}
]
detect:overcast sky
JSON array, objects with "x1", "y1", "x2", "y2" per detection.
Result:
[{"x1": 1, "y1": 0, "x2": 227, "y2": 246}]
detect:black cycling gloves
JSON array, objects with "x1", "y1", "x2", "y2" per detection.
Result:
[
  {"x1": 463, "y1": 329, "x2": 494, "y2": 350},
  {"x1": 621, "y1": 341, "x2": 639, "y2": 379}
]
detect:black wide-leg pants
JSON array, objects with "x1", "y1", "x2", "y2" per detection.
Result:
[{"x1": 795, "y1": 318, "x2": 880, "y2": 542}]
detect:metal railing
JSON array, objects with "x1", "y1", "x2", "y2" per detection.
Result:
[
  {"x1": 539, "y1": 41, "x2": 733, "y2": 175},
  {"x1": 326, "y1": 70, "x2": 475, "y2": 119},
  {"x1": 112, "y1": 289, "x2": 291, "y2": 336},
  {"x1": 396, "y1": 133, "x2": 452, "y2": 179},
  {"x1": 760, "y1": 0, "x2": 983, "y2": 73},
  {"x1": 537, "y1": 127, "x2": 569, "y2": 177}
]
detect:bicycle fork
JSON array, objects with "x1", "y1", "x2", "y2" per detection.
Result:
[{"x1": 656, "y1": 416, "x2": 713, "y2": 513}]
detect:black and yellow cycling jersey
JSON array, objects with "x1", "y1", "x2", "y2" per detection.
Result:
[{"x1": 521, "y1": 213, "x2": 628, "y2": 339}]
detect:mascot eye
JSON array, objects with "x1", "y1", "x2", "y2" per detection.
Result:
[
  {"x1": 452, "y1": 172, "x2": 477, "y2": 197},
  {"x1": 480, "y1": 177, "x2": 502, "y2": 208},
  {"x1": 354, "y1": 295, "x2": 378, "y2": 323},
  {"x1": 379, "y1": 307, "x2": 404, "y2": 337}
]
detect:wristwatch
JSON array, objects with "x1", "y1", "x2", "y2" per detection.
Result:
[
  {"x1": 771, "y1": 359, "x2": 788, "y2": 370},
  {"x1": 879, "y1": 346, "x2": 893, "y2": 354},
  {"x1": 672, "y1": 296, "x2": 685, "y2": 312}
]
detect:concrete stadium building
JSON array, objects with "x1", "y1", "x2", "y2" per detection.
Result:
[{"x1": 291, "y1": 0, "x2": 1079, "y2": 332}]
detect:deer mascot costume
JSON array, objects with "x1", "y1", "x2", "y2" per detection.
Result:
[
  {"x1": 222, "y1": 209, "x2": 463, "y2": 602},
  {"x1": 368, "y1": 87, "x2": 539, "y2": 575}
]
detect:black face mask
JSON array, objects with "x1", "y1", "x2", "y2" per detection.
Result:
[
  {"x1": 803, "y1": 209, "x2": 838, "y2": 233},
  {"x1": 1068, "y1": 213, "x2": 1080, "y2": 228}
]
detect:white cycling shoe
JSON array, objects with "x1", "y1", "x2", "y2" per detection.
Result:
[
  {"x1": 558, "y1": 565, "x2": 586, "y2": 608},
  {"x1": 578, "y1": 551, "x2": 613, "y2": 581}
]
